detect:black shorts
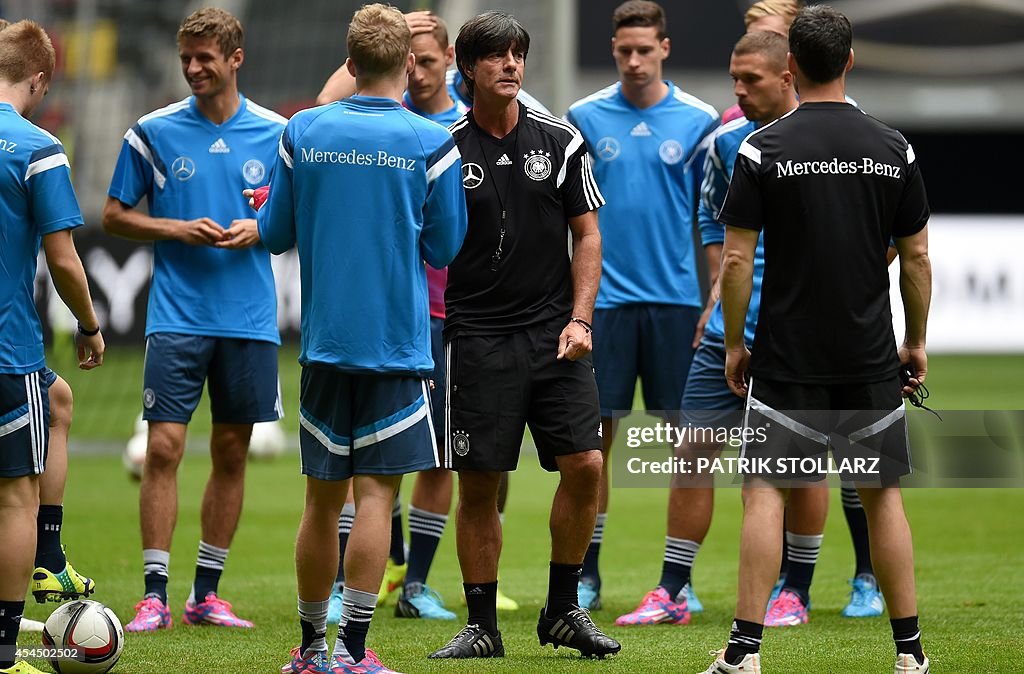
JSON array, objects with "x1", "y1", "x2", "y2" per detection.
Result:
[
  {"x1": 443, "y1": 317, "x2": 601, "y2": 472},
  {"x1": 741, "y1": 376, "x2": 911, "y2": 484}
]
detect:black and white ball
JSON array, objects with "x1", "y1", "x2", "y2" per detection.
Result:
[{"x1": 42, "y1": 600, "x2": 124, "y2": 673}]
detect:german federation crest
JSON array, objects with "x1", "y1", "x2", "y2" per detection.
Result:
[
  {"x1": 452, "y1": 430, "x2": 470, "y2": 457},
  {"x1": 659, "y1": 140, "x2": 684, "y2": 165},
  {"x1": 242, "y1": 159, "x2": 266, "y2": 185},
  {"x1": 524, "y1": 149, "x2": 552, "y2": 181}
]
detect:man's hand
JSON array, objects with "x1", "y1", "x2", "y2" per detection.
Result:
[
  {"x1": 179, "y1": 218, "x2": 226, "y2": 246},
  {"x1": 405, "y1": 10, "x2": 437, "y2": 37},
  {"x1": 725, "y1": 346, "x2": 751, "y2": 397},
  {"x1": 897, "y1": 343, "x2": 928, "y2": 397},
  {"x1": 75, "y1": 330, "x2": 104, "y2": 370},
  {"x1": 217, "y1": 219, "x2": 261, "y2": 249},
  {"x1": 557, "y1": 321, "x2": 592, "y2": 361},
  {"x1": 692, "y1": 304, "x2": 713, "y2": 349},
  {"x1": 244, "y1": 185, "x2": 269, "y2": 212}
]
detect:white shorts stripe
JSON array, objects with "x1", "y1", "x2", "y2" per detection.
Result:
[
  {"x1": 0, "y1": 412, "x2": 30, "y2": 438},
  {"x1": 847, "y1": 405, "x2": 905, "y2": 444},
  {"x1": 444, "y1": 341, "x2": 452, "y2": 468},
  {"x1": 26, "y1": 372, "x2": 44, "y2": 473},
  {"x1": 423, "y1": 379, "x2": 439, "y2": 468},
  {"x1": 748, "y1": 395, "x2": 830, "y2": 445},
  {"x1": 299, "y1": 412, "x2": 351, "y2": 456},
  {"x1": 352, "y1": 401, "x2": 428, "y2": 449}
]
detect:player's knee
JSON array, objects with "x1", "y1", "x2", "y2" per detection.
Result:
[
  {"x1": 145, "y1": 427, "x2": 185, "y2": 472},
  {"x1": 458, "y1": 472, "x2": 501, "y2": 509},
  {"x1": 558, "y1": 450, "x2": 603, "y2": 487}
]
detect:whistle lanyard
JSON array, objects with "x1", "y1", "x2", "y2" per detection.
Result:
[{"x1": 476, "y1": 122, "x2": 520, "y2": 272}]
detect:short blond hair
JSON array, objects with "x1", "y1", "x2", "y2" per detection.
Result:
[
  {"x1": 0, "y1": 20, "x2": 56, "y2": 84},
  {"x1": 347, "y1": 4, "x2": 410, "y2": 79},
  {"x1": 0, "y1": 18, "x2": 10, "y2": 31},
  {"x1": 177, "y1": 7, "x2": 244, "y2": 57},
  {"x1": 743, "y1": 0, "x2": 803, "y2": 30}
]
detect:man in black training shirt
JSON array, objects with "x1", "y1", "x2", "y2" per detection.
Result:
[
  {"x1": 708, "y1": 6, "x2": 932, "y2": 674},
  {"x1": 429, "y1": 11, "x2": 620, "y2": 661}
]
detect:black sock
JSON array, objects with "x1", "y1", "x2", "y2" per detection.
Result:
[
  {"x1": 337, "y1": 504, "x2": 355, "y2": 587},
  {"x1": 336, "y1": 588, "x2": 375, "y2": 664},
  {"x1": 581, "y1": 513, "x2": 605, "y2": 585},
  {"x1": 724, "y1": 618, "x2": 763, "y2": 665},
  {"x1": 144, "y1": 573, "x2": 168, "y2": 604},
  {"x1": 389, "y1": 499, "x2": 406, "y2": 565},
  {"x1": 36, "y1": 504, "x2": 66, "y2": 571},
  {"x1": 781, "y1": 532, "x2": 822, "y2": 606},
  {"x1": 301, "y1": 619, "x2": 322, "y2": 653},
  {"x1": 0, "y1": 600, "x2": 25, "y2": 668},
  {"x1": 545, "y1": 562, "x2": 582, "y2": 616},
  {"x1": 658, "y1": 537, "x2": 699, "y2": 601},
  {"x1": 464, "y1": 581, "x2": 498, "y2": 636},
  {"x1": 891, "y1": 616, "x2": 925, "y2": 664},
  {"x1": 842, "y1": 486, "x2": 874, "y2": 576},
  {"x1": 192, "y1": 541, "x2": 228, "y2": 602},
  {"x1": 405, "y1": 506, "x2": 447, "y2": 587}
]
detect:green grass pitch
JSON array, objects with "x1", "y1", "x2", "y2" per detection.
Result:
[{"x1": 20, "y1": 351, "x2": 1024, "y2": 672}]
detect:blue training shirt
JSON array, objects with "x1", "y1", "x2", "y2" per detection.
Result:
[
  {"x1": 258, "y1": 96, "x2": 467, "y2": 376},
  {"x1": 567, "y1": 81, "x2": 718, "y2": 309},
  {"x1": 107, "y1": 95, "x2": 286, "y2": 343},
  {"x1": 699, "y1": 116, "x2": 766, "y2": 347},
  {"x1": 0, "y1": 103, "x2": 84, "y2": 374}
]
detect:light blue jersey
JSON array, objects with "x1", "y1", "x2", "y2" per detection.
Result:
[
  {"x1": 698, "y1": 116, "x2": 765, "y2": 347},
  {"x1": 0, "y1": 104, "x2": 83, "y2": 374},
  {"x1": 107, "y1": 95, "x2": 285, "y2": 343},
  {"x1": 258, "y1": 96, "x2": 467, "y2": 376},
  {"x1": 567, "y1": 82, "x2": 718, "y2": 309},
  {"x1": 445, "y1": 69, "x2": 550, "y2": 114}
]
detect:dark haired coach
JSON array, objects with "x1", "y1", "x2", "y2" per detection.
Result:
[
  {"x1": 429, "y1": 11, "x2": 621, "y2": 661},
  {"x1": 708, "y1": 5, "x2": 932, "y2": 674}
]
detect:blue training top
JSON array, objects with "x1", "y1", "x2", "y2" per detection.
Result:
[
  {"x1": 107, "y1": 95, "x2": 286, "y2": 343},
  {"x1": 699, "y1": 116, "x2": 766, "y2": 347},
  {"x1": 0, "y1": 103, "x2": 84, "y2": 374},
  {"x1": 257, "y1": 96, "x2": 467, "y2": 376},
  {"x1": 567, "y1": 81, "x2": 719, "y2": 309}
]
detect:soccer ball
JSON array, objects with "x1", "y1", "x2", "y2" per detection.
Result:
[
  {"x1": 42, "y1": 600, "x2": 124, "y2": 674},
  {"x1": 248, "y1": 420, "x2": 286, "y2": 461},
  {"x1": 122, "y1": 432, "x2": 147, "y2": 480}
]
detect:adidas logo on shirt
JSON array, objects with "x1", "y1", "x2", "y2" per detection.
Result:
[
  {"x1": 630, "y1": 122, "x2": 652, "y2": 137},
  {"x1": 496, "y1": 153, "x2": 512, "y2": 166},
  {"x1": 208, "y1": 138, "x2": 230, "y2": 154}
]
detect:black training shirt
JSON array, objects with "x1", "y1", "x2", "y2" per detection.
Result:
[
  {"x1": 444, "y1": 101, "x2": 604, "y2": 339},
  {"x1": 719, "y1": 102, "x2": 929, "y2": 384}
]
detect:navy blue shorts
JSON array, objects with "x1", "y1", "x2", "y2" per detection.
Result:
[
  {"x1": 680, "y1": 336, "x2": 745, "y2": 427},
  {"x1": 0, "y1": 368, "x2": 54, "y2": 477},
  {"x1": 298, "y1": 365, "x2": 438, "y2": 481},
  {"x1": 592, "y1": 304, "x2": 700, "y2": 417},
  {"x1": 429, "y1": 317, "x2": 446, "y2": 441},
  {"x1": 142, "y1": 333, "x2": 281, "y2": 424}
]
